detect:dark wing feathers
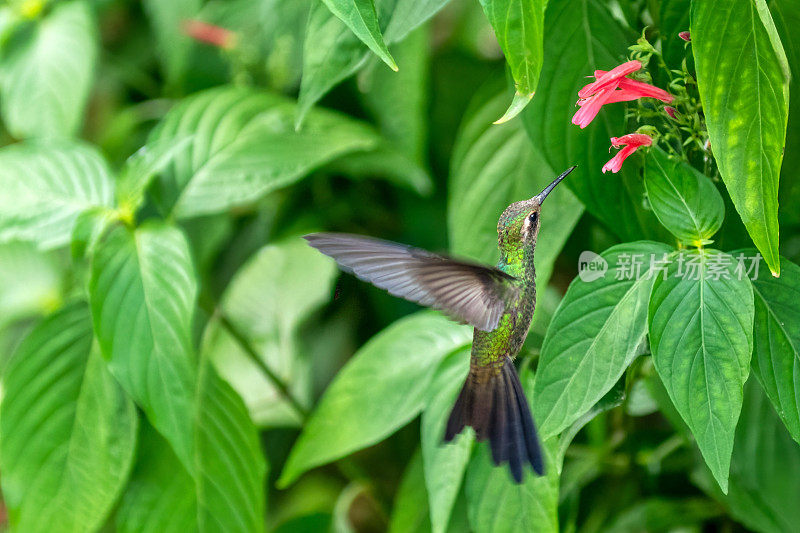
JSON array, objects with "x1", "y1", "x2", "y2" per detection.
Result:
[{"x1": 304, "y1": 233, "x2": 520, "y2": 331}]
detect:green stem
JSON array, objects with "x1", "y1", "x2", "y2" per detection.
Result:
[
  {"x1": 198, "y1": 294, "x2": 310, "y2": 420},
  {"x1": 217, "y1": 312, "x2": 310, "y2": 420}
]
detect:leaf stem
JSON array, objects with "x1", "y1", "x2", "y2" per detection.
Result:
[
  {"x1": 199, "y1": 294, "x2": 310, "y2": 420},
  {"x1": 217, "y1": 311, "x2": 310, "y2": 420}
]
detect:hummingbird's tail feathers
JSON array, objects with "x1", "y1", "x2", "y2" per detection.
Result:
[{"x1": 443, "y1": 356, "x2": 544, "y2": 482}]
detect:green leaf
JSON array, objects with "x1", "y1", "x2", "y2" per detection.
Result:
[
  {"x1": 771, "y1": 0, "x2": 800, "y2": 226},
  {"x1": 0, "y1": 303, "x2": 138, "y2": 533},
  {"x1": 691, "y1": 0, "x2": 789, "y2": 276},
  {"x1": 203, "y1": 237, "x2": 338, "y2": 427},
  {"x1": 0, "y1": 241, "x2": 61, "y2": 327},
  {"x1": 324, "y1": 146, "x2": 433, "y2": 195},
  {"x1": 0, "y1": 141, "x2": 114, "y2": 249},
  {"x1": 322, "y1": 0, "x2": 397, "y2": 70},
  {"x1": 116, "y1": 362, "x2": 266, "y2": 533},
  {"x1": 70, "y1": 207, "x2": 116, "y2": 260},
  {"x1": 522, "y1": 0, "x2": 663, "y2": 242},
  {"x1": 389, "y1": 450, "x2": 432, "y2": 533},
  {"x1": 478, "y1": 0, "x2": 547, "y2": 121},
  {"x1": 749, "y1": 254, "x2": 800, "y2": 443},
  {"x1": 464, "y1": 372, "x2": 559, "y2": 533},
  {"x1": 360, "y1": 24, "x2": 429, "y2": 162},
  {"x1": 116, "y1": 425, "x2": 197, "y2": 533},
  {"x1": 297, "y1": 0, "x2": 451, "y2": 127},
  {"x1": 142, "y1": 0, "x2": 201, "y2": 87},
  {"x1": 697, "y1": 378, "x2": 800, "y2": 533},
  {"x1": 603, "y1": 498, "x2": 723, "y2": 533},
  {"x1": 193, "y1": 358, "x2": 267, "y2": 532},
  {"x1": 0, "y1": 0, "x2": 97, "y2": 138},
  {"x1": 278, "y1": 311, "x2": 471, "y2": 487},
  {"x1": 449, "y1": 86, "x2": 583, "y2": 290},
  {"x1": 147, "y1": 86, "x2": 380, "y2": 219},
  {"x1": 534, "y1": 241, "x2": 673, "y2": 439},
  {"x1": 116, "y1": 136, "x2": 193, "y2": 217},
  {"x1": 420, "y1": 348, "x2": 473, "y2": 533},
  {"x1": 89, "y1": 223, "x2": 197, "y2": 470},
  {"x1": 383, "y1": 0, "x2": 451, "y2": 42},
  {"x1": 644, "y1": 147, "x2": 725, "y2": 245},
  {"x1": 659, "y1": 0, "x2": 691, "y2": 68},
  {"x1": 649, "y1": 249, "x2": 754, "y2": 492},
  {"x1": 297, "y1": 1, "x2": 371, "y2": 129}
]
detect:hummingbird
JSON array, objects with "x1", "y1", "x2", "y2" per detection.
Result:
[{"x1": 304, "y1": 166, "x2": 576, "y2": 482}]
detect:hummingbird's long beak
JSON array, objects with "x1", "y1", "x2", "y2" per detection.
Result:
[{"x1": 534, "y1": 166, "x2": 576, "y2": 204}]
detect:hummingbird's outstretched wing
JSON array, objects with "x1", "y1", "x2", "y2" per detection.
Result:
[{"x1": 304, "y1": 233, "x2": 520, "y2": 331}]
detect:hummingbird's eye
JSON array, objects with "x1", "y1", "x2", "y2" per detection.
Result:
[{"x1": 528, "y1": 212, "x2": 538, "y2": 225}]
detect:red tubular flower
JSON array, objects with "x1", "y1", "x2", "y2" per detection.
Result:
[
  {"x1": 182, "y1": 20, "x2": 236, "y2": 49},
  {"x1": 602, "y1": 134, "x2": 652, "y2": 173},
  {"x1": 593, "y1": 71, "x2": 674, "y2": 102},
  {"x1": 578, "y1": 60, "x2": 642, "y2": 98},
  {"x1": 572, "y1": 84, "x2": 621, "y2": 128},
  {"x1": 678, "y1": 31, "x2": 691, "y2": 42},
  {"x1": 573, "y1": 61, "x2": 673, "y2": 129}
]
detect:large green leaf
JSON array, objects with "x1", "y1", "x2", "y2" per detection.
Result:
[
  {"x1": 89, "y1": 223, "x2": 197, "y2": 470},
  {"x1": 0, "y1": 0, "x2": 97, "y2": 138},
  {"x1": 148, "y1": 86, "x2": 380, "y2": 219},
  {"x1": 297, "y1": 0, "x2": 451, "y2": 127},
  {"x1": 420, "y1": 348, "x2": 473, "y2": 533},
  {"x1": 749, "y1": 255, "x2": 800, "y2": 443},
  {"x1": 533, "y1": 241, "x2": 673, "y2": 438},
  {"x1": 691, "y1": 0, "x2": 789, "y2": 276},
  {"x1": 0, "y1": 141, "x2": 114, "y2": 249},
  {"x1": 522, "y1": 0, "x2": 661, "y2": 242},
  {"x1": 649, "y1": 249, "x2": 754, "y2": 492},
  {"x1": 0, "y1": 303, "x2": 138, "y2": 533},
  {"x1": 203, "y1": 237, "x2": 338, "y2": 427},
  {"x1": 644, "y1": 147, "x2": 725, "y2": 245},
  {"x1": 278, "y1": 311, "x2": 471, "y2": 487},
  {"x1": 142, "y1": 0, "x2": 201, "y2": 87},
  {"x1": 116, "y1": 363, "x2": 266, "y2": 533},
  {"x1": 698, "y1": 379, "x2": 800, "y2": 533},
  {"x1": 322, "y1": 0, "x2": 397, "y2": 70},
  {"x1": 464, "y1": 372, "x2": 559, "y2": 533},
  {"x1": 478, "y1": 0, "x2": 547, "y2": 121},
  {"x1": 448, "y1": 86, "x2": 583, "y2": 289}
]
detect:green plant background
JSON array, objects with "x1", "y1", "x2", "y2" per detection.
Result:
[{"x1": 0, "y1": 0, "x2": 799, "y2": 531}]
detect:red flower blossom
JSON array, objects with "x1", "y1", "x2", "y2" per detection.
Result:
[
  {"x1": 664, "y1": 106, "x2": 678, "y2": 119},
  {"x1": 578, "y1": 60, "x2": 642, "y2": 98},
  {"x1": 182, "y1": 20, "x2": 237, "y2": 49},
  {"x1": 572, "y1": 61, "x2": 673, "y2": 129},
  {"x1": 593, "y1": 71, "x2": 674, "y2": 102},
  {"x1": 678, "y1": 31, "x2": 691, "y2": 42},
  {"x1": 602, "y1": 134, "x2": 652, "y2": 173}
]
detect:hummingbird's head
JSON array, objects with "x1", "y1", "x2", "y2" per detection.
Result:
[{"x1": 497, "y1": 166, "x2": 576, "y2": 252}]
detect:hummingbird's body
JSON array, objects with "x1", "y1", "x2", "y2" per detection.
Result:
[{"x1": 305, "y1": 166, "x2": 576, "y2": 482}]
